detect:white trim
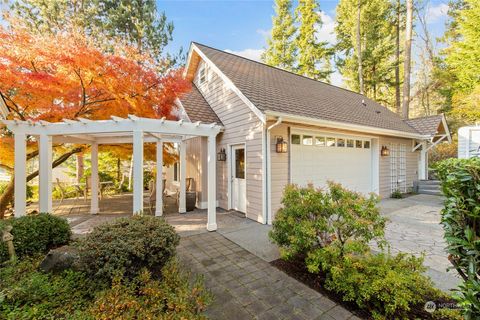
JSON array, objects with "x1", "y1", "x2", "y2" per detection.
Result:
[
  {"x1": 228, "y1": 143, "x2": 247, "y2": 215},
  {"x1": 174, "y1": 98, "x2": 191, "y2": 122},
  {"x1": 187, "y1": 44, "x2": 266, "y2": 124},
  {"x1": 291, "y1": 127, "x2": 377, "y2": 140},
  {"x1": 266, "y1": 111, "x2": 428, "y2": 140},
  {"x1": 441, "y1": 114, "x2": 452, "y2": 143},
  {"x1": 266, "y1": 118, "x2": 283, "y2": 225}
]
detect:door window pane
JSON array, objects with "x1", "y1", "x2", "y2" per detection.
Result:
[
  {"x1": 337, "y1": 138, "x2": 345, "y2": 147},
  {"x1": 235, "y1": 148, "x2": 245, "y2": 179},
  {"x1": 315, "y1": 136, "x2": 326, "y2": 146},
  {"x1": 302, "y1": 135, "x2": 313, "y2": 145},
  {"x1": 291, "y1": 134, "x2": 301, "y2": 144},
  {"x1": 326, "y1": 137, "x2": 336, "y2": 147},
  {"x1": 347, "y1": 139, "x2": 354, "y2": 148}
]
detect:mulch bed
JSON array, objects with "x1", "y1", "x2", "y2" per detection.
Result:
[{"x1": 271, "y1": 256, "x2": 458, "y2": 320}]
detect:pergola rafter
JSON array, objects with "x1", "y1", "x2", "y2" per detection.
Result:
[{"x1": 2, "y1": 115, "x2": 223, "y2": 231}]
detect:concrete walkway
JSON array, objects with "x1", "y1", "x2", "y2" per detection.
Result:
[{"x1": 378, "y1": 194, "x2": 461, "y2": 292}]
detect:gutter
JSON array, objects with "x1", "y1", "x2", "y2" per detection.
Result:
[
  {"x1": 265, "y1": 117, "x2": 282, "y2": 225},
  {"x1": 265, "y1": 110, "x2": 429, "y2": 140}
]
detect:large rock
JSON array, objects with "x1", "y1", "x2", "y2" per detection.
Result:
[{"x1": 39, "y1": 245, "x2": 79, "y2": 273}]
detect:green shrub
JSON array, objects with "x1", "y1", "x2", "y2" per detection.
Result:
[
  {"x1": 308, "y1": 245, "x2": 443, "y2": 319},
  {"x1": 0, "y1": 256, "x2": 98, "y2": 320},
  {"x1": 88, "y1": 260, "x2": 211, "y2": 319},
  {"x1": 270, "y1": 182, "x2": 386, "y2": 260},
  {"x1": 391, "y1": 189, "x2": 403, "y2": 199},
  {"x1": 435, "y1": 158, "x2": 480, "y2": 319},
  {"x1": 0, "y1": 213, "x2": 71, "y2": 262},
  {"x1": 77, "y1": 215, "x2": 180, "y2": 282}
]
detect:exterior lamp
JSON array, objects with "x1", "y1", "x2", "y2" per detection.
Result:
[
  {"x1": 381, "y1": 146, "x2": 390, "y2": 157},
  {"x1": 217, "y1": 148, "x2": 226, "y2": 161},
  {"x1": 276, "y1": 137, "x2": 288, "y2": 153}
]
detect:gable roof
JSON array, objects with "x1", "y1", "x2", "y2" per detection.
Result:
[
  {"x1": 179, "y1": 84, "x2": 222, "y2": 124},
  {"x1": 405, "y1": 114, "x2": 443, "y2": 136},
  {"x1": 191, "y1": 43, "x2": 419, "y2": 135}
]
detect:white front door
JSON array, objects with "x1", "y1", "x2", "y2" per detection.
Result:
[{"x1": 231, "y1": 145, "x2": 246, "y2": 213}]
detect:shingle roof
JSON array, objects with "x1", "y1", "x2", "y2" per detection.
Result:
[
  {"x1": 405, "y1": 114, "x2": 443, "y2": 136},
  {"x1": 193, "y1": 42, "x2": 419, "y2": 134},
  {"x1": 179, "y1": 84, "x2": 222, "y2": 125}
]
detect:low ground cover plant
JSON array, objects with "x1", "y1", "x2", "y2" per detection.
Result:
[
  {"x1": 270, "y1": 182, "x2": 460, "y2": 319},
  {"x1": 435, "y1": 158, "x2": 480, "y2": 319},
  {"x1": 0, "y1": 214, "x2": 210, "y2": 319}
]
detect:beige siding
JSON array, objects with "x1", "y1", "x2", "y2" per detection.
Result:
[
  {"x1": 185, "y1": 137, "x2": 208, "y2": 208},
  {"x1": 268, "y1": 121, "x2": 420, "y2": 221},
  {"x1": 190, "y1": 61, "x2": 265, "y2": 222}
]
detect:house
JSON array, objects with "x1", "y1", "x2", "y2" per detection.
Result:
[
  {"x1": 177, "y1": 43, "x2": 451, "y2": 224},
  {"x1": 458, "y1": 125, "x2": 480, "y2": 158}
]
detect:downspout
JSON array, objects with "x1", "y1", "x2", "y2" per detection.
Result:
[{"x1": 265, "y1": 117, "x2": 283, "y2": 225}]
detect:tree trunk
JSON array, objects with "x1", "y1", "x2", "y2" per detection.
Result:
[
  {"x1": 395, "y1": 0, "x2": 401, "y2": 113},
  {"x1": 76, "y1": 153, "x2": 84, "y2": 184},
  {"x1": 0, "y1": 147, "x2": 84, "y2": 219},
  {"x1": 402, "y1": 0, "x2": 413, "y2": 119},
  {"x1": 356, "y1": 0, "x2": 364, "y2": 95}
]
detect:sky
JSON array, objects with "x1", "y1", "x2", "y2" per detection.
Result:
[{"x1": 161, "y1": 0, "x2": 451, "y2": 86}]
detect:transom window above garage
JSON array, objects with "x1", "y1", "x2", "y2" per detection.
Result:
[{"x1": 291, "y1": 133, "x2": 371, "y2": 149}]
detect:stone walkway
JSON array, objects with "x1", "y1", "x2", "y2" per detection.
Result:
[{"x1": 178, "y1": 232, "x2": 360, "y2": 320}]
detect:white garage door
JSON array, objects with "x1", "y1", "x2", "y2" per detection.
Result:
[{"x1": 291, "y1": 133, "x2": 373, "y2": 194}]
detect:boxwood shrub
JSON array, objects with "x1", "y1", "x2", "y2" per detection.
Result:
[
  {"x1": 0, "y1": 213, "x2": 71, "y2": 262},
  {"x1": 77, "y1": 215, "x2": 180, "y2": 282}
]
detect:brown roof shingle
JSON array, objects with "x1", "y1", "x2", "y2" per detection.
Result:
[
  {"x1": 179, "y1": 84, "x2": 222, "y2": 125},
  {"x1": 193, "y1": 43, "x2": 419, "y2": 134},
  {"x1": 405, "y1": 114, "x2": 443, "y2": 136}
]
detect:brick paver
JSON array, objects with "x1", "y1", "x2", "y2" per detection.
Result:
[{"x1": 177, "y1": 232, "x2": 357, "y2": 320}]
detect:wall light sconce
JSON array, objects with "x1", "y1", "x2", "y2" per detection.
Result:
[
  {"x1": 381, "y1": 145, "x2": 390, "y2": 157},
  {"x1": 276, "y1": 137, "x2": 288, "y2": 153},
  {"x1": 217, "y1": 148, "x2": 226, "y2": 161}
]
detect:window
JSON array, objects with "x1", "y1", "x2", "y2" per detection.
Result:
[
  {"x1": 235, "y1": 148, "x2": 245, "y2": 179},
  {"x1": 326, "y1": 137, "x2": 336, "y2": 147},
  {"x1": 198, "y1": 65, "x2": 207, "y2": 84},
  {"x1": 315, "y1": 136, "x2": 326, "y2": 146},
  {"x1": 337, "y1": 138, "x2": 345, "y2": 147},
  {"x1": 355, "y1": 140, "x2": 363, "y2": 148},
  {"x1": 302, "y1": 135, "x2": 313, "y2": 145},
  {"x1": 291, "y1": 134, "x2": 301, "y2": 144},
  {"x1": 173, "y1": 162, "x2": 179, "y2": 181},
  {"x1": 364, "y1": 141, "x2": 371, "y2": 149},
  {"x1": 347, "y1": 139, "x2": 354, "y2": 148}
]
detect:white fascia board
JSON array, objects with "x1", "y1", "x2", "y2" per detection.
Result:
[
  {"x1": 174, "y1": 98, "x2": 191, "y2": 122},
  {"x1": 265, "y1": 111, "x2": 429, "y2": 140},
  {"x1": 183, "y1": 44, "x2": 195, "y2": 79},
  {"x1": 441, "y1": 114, "x2": 452, "y2": 143},
  {"x1": 191, "y1": 44, "x2": 266, "y2": 124}
]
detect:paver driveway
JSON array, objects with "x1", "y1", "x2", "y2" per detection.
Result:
[{"x1": 178, "y1": 232, "x2": 360, "y2": 320}]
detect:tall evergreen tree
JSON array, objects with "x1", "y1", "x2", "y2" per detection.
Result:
[
  {"x1": 262, "y1": 0, "x2": 296, "y2": 71},
  {"x1": 336, "y1": 0, "x2": 396, "y2": 107},
  {"x1": 401, "y1": 0, "x2": 413, "y2": 119},
  {"x1": 294, "y1": 0, "x2": 332, "y2": 81}
]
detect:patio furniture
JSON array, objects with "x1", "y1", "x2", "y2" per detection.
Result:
[{"x1": 54, "y1": 178, "x2": 85, "y2": 206}]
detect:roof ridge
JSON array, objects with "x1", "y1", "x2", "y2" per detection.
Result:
[
  {"x1": 405, "y1": 114, "x2": 443, "y2": 121},
  {"x1": 192, "y1": 41, "x2": 372, "y2": 99}
]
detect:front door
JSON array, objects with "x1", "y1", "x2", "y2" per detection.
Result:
[{"x1": 231, "y1": 145, "x2": 246, "y2": 213}]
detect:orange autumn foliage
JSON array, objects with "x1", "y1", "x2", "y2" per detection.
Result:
[{"x1": 0, "y1": 25, "x2": 190, "y2": 169}]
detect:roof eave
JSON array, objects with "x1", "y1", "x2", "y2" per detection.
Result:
[{"x1": 265, "y1": 111, "x2": 429, "y2": 140}]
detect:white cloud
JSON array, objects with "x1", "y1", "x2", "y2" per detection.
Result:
[
  {"x1": 330, "y1": 70, "x2": 344, "y2": 87},
  {"x1": 317, "y1": 11, "x2": 337, "y2": 45},
  {"x1": 224, "y1": 48, "x2": 264, "y2": 62},
  {"x1": 426, "y1": 3, "x2": 449, "y2": 23},
  {"x1": 256, "y1": 28, "x2": 271, "y2": 39}
]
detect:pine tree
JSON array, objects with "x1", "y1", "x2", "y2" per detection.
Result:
[
  {"x1": 401, "y1": 0, "x2": 413, "y2": 119},
  {"x1": 294, "y1": 0, "x2": 332, "y2": 81},
  {"x1": 262, "y1": 0, "x2": 296, "y2": 71},
  {"x1": 336, "y1": 0, "x2": 396, "y2": 107}
]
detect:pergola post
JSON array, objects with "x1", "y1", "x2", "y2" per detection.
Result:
[
  {"x1": 155, "y1": 140, "x2": 163, "y2": 216},
  {"x1": 90, "y1": 142, "x2": 99, "y2": 214},
  {"x1": 132, "y1": 130, "x2": 144, "y2": 214},
  {"x1": 38, "y1": 134, "x2": 53, "y2": 213},
  {"x1": 207, "y1": 135, "x2": 217, "y2": 231},
  {"x1": 14, "y1": 133, "x2": 27, "y2": 217},
  {"x1": 178, "y1": 140, "x2": 186, "y2": 213}
]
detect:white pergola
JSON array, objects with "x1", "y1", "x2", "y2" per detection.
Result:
[{"x1": 2, "y1": 115, "x2": 222, "y2": 231}]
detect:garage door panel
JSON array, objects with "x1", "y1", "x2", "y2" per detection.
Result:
[{"x1": 291, "y1": 137, "x2": 372, "y2": 194}]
